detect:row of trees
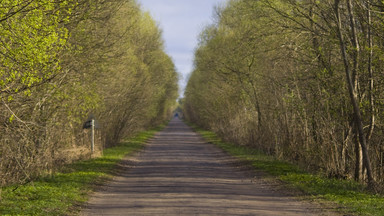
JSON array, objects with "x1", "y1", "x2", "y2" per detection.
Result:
[
  {"x1": 184, "y1": 0, "x2": 384, "y2": 189},
  {"x1": 0, "y1": 0, "x2": 178, "y2": 186}
]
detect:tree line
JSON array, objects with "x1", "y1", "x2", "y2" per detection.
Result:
[
  {"x1": 184, "y1": 0, "x2": 384, "y2": 189},
  {"x1": 0, "y1": 0, "x2": 178, "y2": 186}
]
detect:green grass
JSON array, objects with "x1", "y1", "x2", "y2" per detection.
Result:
[
  {"x1": 193, "y1": 126, "x2": 384, "y2": 216},
  {"x1": 0, "y1": 128, "x2": 160, "y2": 215}
]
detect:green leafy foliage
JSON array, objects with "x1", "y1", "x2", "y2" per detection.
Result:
[
  {"x1": 184, "y1": 0, "x2": 384, "y2": 192},
  {"x1": 0, "y1": 0, "x2": 178, "y2": 186},
  {"x1": 0, "y1": 0, "x2": 74, "y2": 96}
]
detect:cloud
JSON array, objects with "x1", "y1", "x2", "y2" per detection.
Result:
[{"x1": 138, "y1": 0, "x2": 228, "y2": 95}]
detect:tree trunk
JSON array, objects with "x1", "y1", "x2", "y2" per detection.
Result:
[
  {"x1": 366, "y1": 0, "x2": 375, "y2": 141},
  {"x1": 334, "y1": 0, "x2": 375, "y2": 188},
  {"x1": 354, "y1": 127, "x2": 363, "y2": 181}
]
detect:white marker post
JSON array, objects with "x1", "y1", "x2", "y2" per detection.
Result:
[{"x1": 91, "y1": 119, "x2": 95, "y2": 153}]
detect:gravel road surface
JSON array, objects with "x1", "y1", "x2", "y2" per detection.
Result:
[{"x1": 81, "y1": 118, "x2": 336, "y2": 215}]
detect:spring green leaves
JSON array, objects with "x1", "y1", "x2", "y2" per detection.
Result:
[{"x1": 0, "y1": 1, "x2": 74, "y2": 98}]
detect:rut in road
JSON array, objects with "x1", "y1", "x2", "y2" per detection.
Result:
[{"x1": 82, "y1": 118, "x2": 334, "y2": 215}]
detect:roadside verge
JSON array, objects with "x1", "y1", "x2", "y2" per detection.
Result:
[
  {"x1": 0, "y1": 128, "x2": 161, "y2": 215},
  {"x1": 189, "y1": 123, "x2": 384, "y2": 216}
]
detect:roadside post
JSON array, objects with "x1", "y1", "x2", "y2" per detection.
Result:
[
  {"x1": 83, "y1": 116, "x2": 98, "y2": 153},
  {"x1": 91, "y1": 119, "x2": 95, "y2": 153}
]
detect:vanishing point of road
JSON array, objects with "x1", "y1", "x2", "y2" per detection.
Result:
[{"x1": 82, "y1": 118, "x2": 336, "y2": 215}]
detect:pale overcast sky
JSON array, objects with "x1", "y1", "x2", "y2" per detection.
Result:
[{"x1": 137, "y1": 0, "x2": 229, "y2": 96}]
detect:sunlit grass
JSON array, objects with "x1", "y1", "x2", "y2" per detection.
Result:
[
  {"x1": 193, "y1": 125, "x2": 384, "y2": 216},
  {"x1": 0, "y1": 128, "x2": 160, "y2": 215}
]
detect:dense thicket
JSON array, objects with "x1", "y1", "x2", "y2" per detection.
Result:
[
  {"x1": 0, "y1": 0, "x2": 178, "y2": 186},
  {"x1": 184, "y1": 0, "x2": 384, "y2": 189}
]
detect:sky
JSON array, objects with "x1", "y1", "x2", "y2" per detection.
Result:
[{"x1": 137, "y1": 0, "x2": 229, "y2": 96}]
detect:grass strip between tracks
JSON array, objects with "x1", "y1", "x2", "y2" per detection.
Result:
[
  {"x1": 192, "y1": 125, "x2": 384, "y2": 216},
  {"x1": 0, "y1": 127, "x2": 162, "y2": 215}
]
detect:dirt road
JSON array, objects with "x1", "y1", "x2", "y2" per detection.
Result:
[{"x1": 81, "y1": 118, "x2": 334, "y2": 215}]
